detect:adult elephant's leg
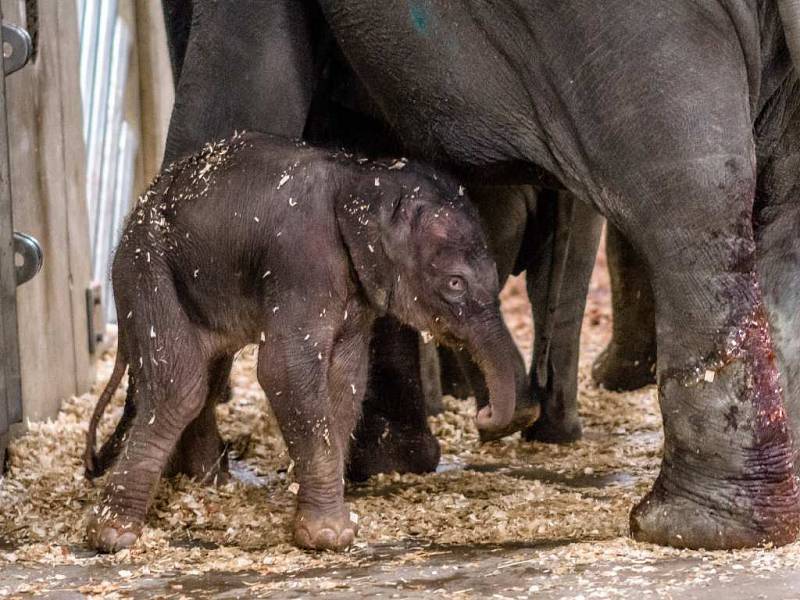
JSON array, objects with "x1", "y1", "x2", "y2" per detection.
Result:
[
  {"x1": 160, "y1": 0, "x2": 318, "y2": 476},
  {"x1": 617, "y1": 156, "x2": 800, "y2": 549},
  {"x1": 754, "y1": 89, "x2": 800, "y2": 474},
  {"x1": 524, "y1": 192, "x2": 603, "y2": 443},
  {"x1": 419, "y1": 338, "x2": 444, "y2": 415},
  {"x1": 162, "y1": 0, "x2": 318, "y2": 164},
  {"x1": 160, "y1": 0, "x2": 193, "y2": 83},
  {"x1": 347, "y1": 318, "x2": 441, "y2": 482},
  {"x1": 591, "y1": 226, "x2": 657, "y2": 391}
]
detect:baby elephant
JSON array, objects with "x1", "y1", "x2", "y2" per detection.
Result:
[{"x1": 85, "y1": 132, "x2": 533, "y2": 553}]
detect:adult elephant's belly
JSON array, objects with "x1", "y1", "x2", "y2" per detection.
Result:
[
  {"x1": 318, "y1": 0, "x2": 800, "y2": 551},
  {"x1": 319, "y1": 1, "x2": 551, "y2": 178}
]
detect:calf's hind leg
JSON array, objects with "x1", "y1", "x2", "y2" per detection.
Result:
[
  {"x1": 87, "y1": 306, "x2": 211, "y2": 552},
  {"x1": 165, "y1": 354, "x2": 233, "y2": 483}
]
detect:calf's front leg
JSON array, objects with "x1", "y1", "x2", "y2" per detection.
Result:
[{"x1": 259, "y1": 319, "x2": 369, "y2": 551}]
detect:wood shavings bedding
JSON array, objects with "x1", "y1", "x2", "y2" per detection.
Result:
[{"x1": 1, "y1": 249, "x2": 799, "y2": 597}]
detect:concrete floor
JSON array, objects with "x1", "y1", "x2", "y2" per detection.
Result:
[
  {"x1": 2, "y1": 535, "x2": 799, "y2": 599},
  {"x1": 2, "y1": 460, "x2": 799, "y2": 599}
]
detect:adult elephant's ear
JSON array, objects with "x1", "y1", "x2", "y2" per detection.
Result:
[{"x1": 335, "y1": 186, "x2": 405, "y2": 314}]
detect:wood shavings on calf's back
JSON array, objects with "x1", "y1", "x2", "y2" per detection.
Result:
[{"x1": 123, "y1": 131, "x2": 251, "y2": 240}]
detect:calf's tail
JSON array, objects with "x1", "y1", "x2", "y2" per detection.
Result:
[{"x1": 84, "y1": 351, "x2": 133, "y2": 480}]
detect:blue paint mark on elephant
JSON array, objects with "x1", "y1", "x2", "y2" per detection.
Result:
[{"x1": 409, "y1": 1, "x2": 430, "y2": 35}]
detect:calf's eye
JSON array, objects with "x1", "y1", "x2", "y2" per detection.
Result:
[{"x1": 448, "y1": 276, "x2": 465, "y2": 292}]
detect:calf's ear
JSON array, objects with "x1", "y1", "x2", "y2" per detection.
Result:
[{"x1": 335, "y1": 191, "x2": 402, "y2": 314}]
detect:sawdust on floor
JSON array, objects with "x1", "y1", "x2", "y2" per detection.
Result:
[{"x1": 1, "y1": 250, "x2": 799, "y2": 598}]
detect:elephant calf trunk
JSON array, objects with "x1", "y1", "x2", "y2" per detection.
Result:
[{"x1": 469, "y1": 317, "x2": 535, "y2": 437}]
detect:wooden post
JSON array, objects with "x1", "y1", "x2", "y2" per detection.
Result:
[
  {"x1": 0, "y1": 4, "x2": 23, "y2": 454},
  {"x1": 5, "y1": 0, "x2": 92, "y2": 422},
  {"x1": 134, "y1": 0, "x2": 174, "y2": 180}
]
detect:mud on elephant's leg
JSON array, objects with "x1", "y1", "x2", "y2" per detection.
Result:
[
  {"x1": 524, "y1": 193, "x2": 603, "y2": 444},
  {"x1": 348, "y1": 317, "x2": 440, "y2": 482},
  {"x1": 165, "y1": 355, "x2": 233, "y2": 483},
  {"x1": 620, "y1": 175, "x2": 800, "y2": 549},
  {"x1": 591, "y1": 225, "x2": 657, "y2": 391}
]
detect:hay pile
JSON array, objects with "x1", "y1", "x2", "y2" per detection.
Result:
[{"x1": 1, "y1": 256, "x2": 799, "y2": 597}]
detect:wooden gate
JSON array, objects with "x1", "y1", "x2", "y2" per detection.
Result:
[
  {"x1": 0, "y1": 0, "x2": 171, "y2": 460},
  {"x1": 0, "y1": 11, "x2": 40, "y2": 454},
  {"x1": 4, "y1": 0, "x2": 93, "y2": 435}
]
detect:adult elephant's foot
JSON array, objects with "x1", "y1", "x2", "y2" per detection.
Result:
[
  {"x1": 591, "y1": 342, "x2": 656, "y2": 392},
  {"x1": 630, "y1": 470, "x2": 800, "y2": 549},
  {"x1": 347, "y1": 415, "x2": 440, "y2": 482},
  {"x1": 86, "y1": 513, "x2": 143, "y2": 553},
  {"x1": 594, "y1": 225, "x2": 657, "y2": 392},
  {"x1": 630, "y1": 305, "x2": 800, "y2": 549},
  {"x1": 523, "y1": 411, "x2": 582, "y2": 444},
  {"x1": 294, "y1": 506, "x2": 358, "y2": 551}
]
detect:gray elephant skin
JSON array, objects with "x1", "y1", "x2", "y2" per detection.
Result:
[
  {"x1": 83, "y1": 133, "x2": 529, "y2": 553},
  {"x1": 314, "y1": 0, "x2": 800, "y2": 551},
  {"x1": 147, "y1": 0, "x2": 800, "y2": 551}
]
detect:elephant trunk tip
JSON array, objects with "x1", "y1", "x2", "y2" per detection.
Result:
[
  {"x1": 476, "y1": 398, "x2": 542, "y2": 442},
  {"x1": 475, "y1": 403, "x2": 514, "y2": 432}
]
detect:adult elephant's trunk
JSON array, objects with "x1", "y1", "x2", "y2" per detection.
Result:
[
  {"x1": 778, "y1": 0, "x2": 800, "y2": 71},
  {"x1": 466, "y1": 313, "x2": 531, "y2": 435}
]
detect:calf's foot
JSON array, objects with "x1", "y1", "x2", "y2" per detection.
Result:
[
  {"x1": 294, "y1": 506, "x2": 358, "y2": 551},
  {"x1": 86, "y1": 512, "x2": 143, "y2": 553}
]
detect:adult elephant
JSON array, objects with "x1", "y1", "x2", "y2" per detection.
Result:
[
  {"x1": 315, "y1": 0, "x2": 800, "y2": 550},
  {"x1": 155, "y1": 0, "x2": 596, "y2": 483}
]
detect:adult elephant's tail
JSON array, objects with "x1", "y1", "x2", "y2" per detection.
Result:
[{"x1": 778, "y1": 0, "x2": 800, "y2": 69}]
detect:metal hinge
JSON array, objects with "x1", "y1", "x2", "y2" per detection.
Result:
[
  {"x1": 13, "y1": 231, "x2": 42, "y2": 286},
  {"x1": 6, "y1": 23, "x2": 38, "y2": 288},
  {"x1": 86, "y1": 283, "x2": 105, "y2": 355},
  {"x1": 2, "y1": 23, "x2": 31, "y2": 76}
]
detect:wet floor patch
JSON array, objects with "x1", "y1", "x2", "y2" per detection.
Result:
[
  {"x1": 349, "y1": 457, "x2": 637, "y2": 499},
  {"x1": 5, "y1": 540, "x2": 799, "y2": 599}
]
